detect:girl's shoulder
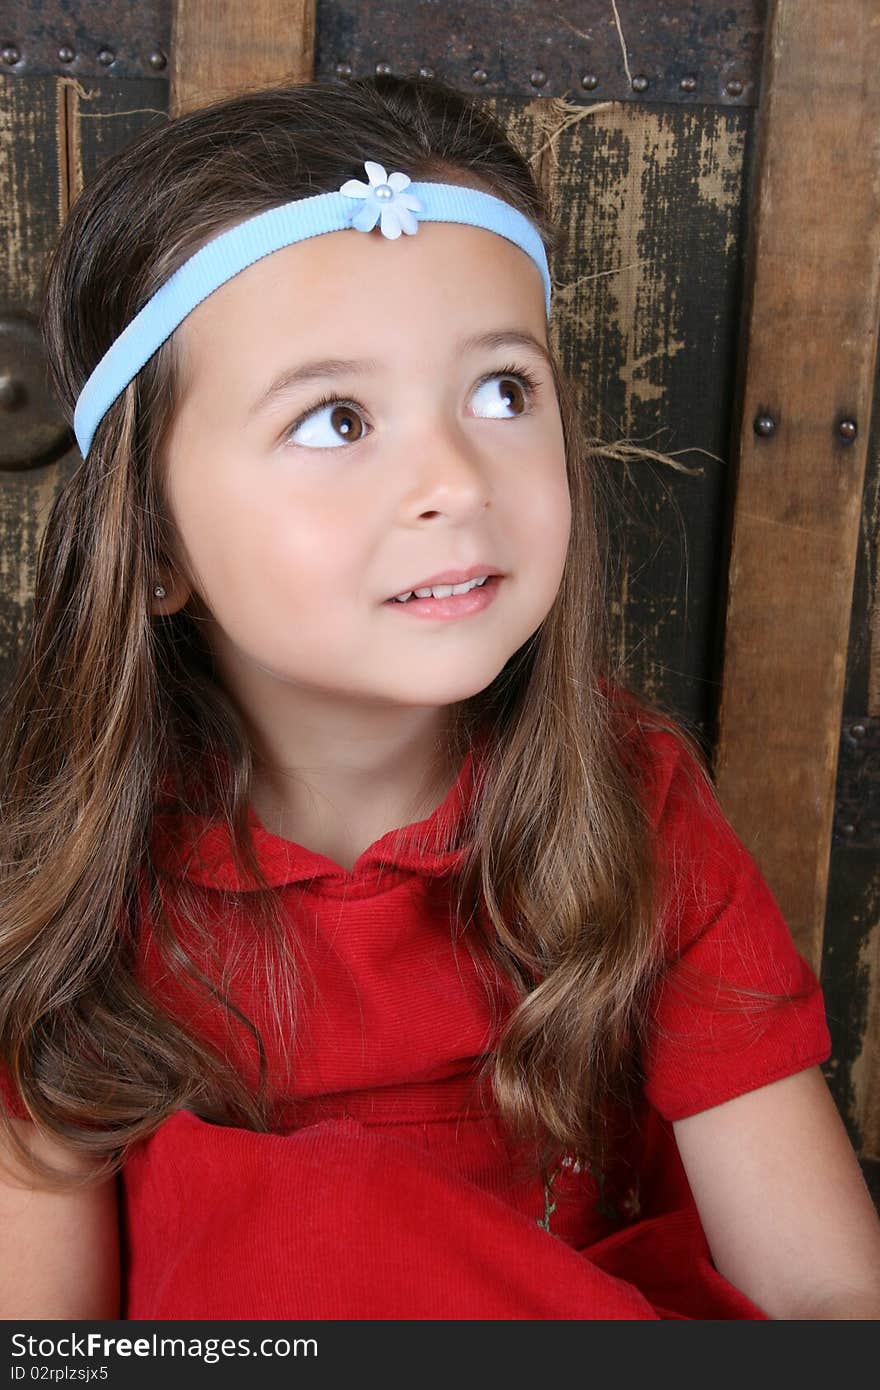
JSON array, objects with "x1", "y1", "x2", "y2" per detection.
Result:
[{"x1": 601, "y1": 677, "x2": 713, "y2": 834}]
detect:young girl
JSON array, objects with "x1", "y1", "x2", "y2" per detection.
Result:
[{"x1": 1, "y1": 73, "x2": 878, "y2": 1322}]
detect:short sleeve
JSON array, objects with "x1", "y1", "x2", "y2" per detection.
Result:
[{"x1": 638, "y1": 728, "x2": 832, "y2": 1122}]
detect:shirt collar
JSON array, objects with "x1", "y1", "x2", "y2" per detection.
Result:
[{"x1": 151, "y1": 726, "x2": 490, "y2": 891}]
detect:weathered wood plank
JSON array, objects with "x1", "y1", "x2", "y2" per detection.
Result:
[
  {"x1": 0, "y1": 74, "x2": 71, "y2": 680},
  {"x1": 495, "y1": 95, "x2": 751, "y2": 739},
  {"x1": 169, "y1": 0, "x2": 316, "y2": 115},
  {"x1": 0, "y1": 74, "x2": 168, "y2": 696},
  {"x1": 713, "y1": 0, "x2": 880, "y2": 970},
  {"x1": 0, "y1": 75, "x2": 64, "y2": 302},
  {"x1": 71, "y1": 74, "x2": 168, "y2": 187}
]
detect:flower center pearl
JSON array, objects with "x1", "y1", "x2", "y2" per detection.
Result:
[{"x1": 374, "y1": 184, "x2": 393, "y2": 200}]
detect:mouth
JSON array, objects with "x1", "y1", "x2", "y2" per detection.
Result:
[
  {"x1": 385, "y1": 570, "x2": 502, "y2": 603},
  {"x1": 383, "y1": 574, "x2": 503, "y2": 620}
]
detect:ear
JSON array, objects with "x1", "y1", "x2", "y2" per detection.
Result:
[{"x1": 149, "y1": 567, "x2": 192, "y2": 617}]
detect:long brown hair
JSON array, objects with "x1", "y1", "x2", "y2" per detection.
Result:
[{"x1": 0, "y1": 74, "x2": 810, "y2": 1189}]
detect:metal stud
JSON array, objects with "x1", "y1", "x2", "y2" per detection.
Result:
[
  {"x1": 375, "y1": 61, "x2": 392, "y2": 75},
  {"x1": 0, "y1": 371, "x2": 24, "y2": 410},
  {"x1": 0, "y1": 313, "x2": 71, "y2": 470},
  {"x1": 97, "y1": 48, "x2": 115, "y2": 66},
  {"x1": 148, "y1": 50, "x2": 167, "y2": 71},
  {"x1": 753, "y1": 413, "x2": 776, "y2": 437},
  {"x1": 472, "y1": 68, "x2": 489, "y2": 85},
  {"x1": 680, "y1": 76, "x2": 697, "y2": 92},
  {"x1": 726, "y1": 78, "x2": 744, "y2": 96},
  {"x1": 631, "y1": 75, "x2": 649, "y2": 92},
  {"x1": 418, "y1": 67, "x2": 435, "y2": 79},
  {"x1": 529, "y1": 69, "x2": 547, "y2": 88},
  {"x1": 1, "y1": 45, "x2": 20, "y2": 65},
  {"x1": 838, "y1": 419, "x2": 857, "y2": 443},
  {"x1": 335, "y1": 61, "x2": 352, "y2": 79},
  {"x1": 581, "y1": 74, "x2": 599, "y2": 90},
  {"x1": 58, "y1": 46, "x2": 75, "y2": 64}
]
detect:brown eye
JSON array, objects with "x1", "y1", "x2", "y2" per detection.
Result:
[
  {"x1": 499, "y1": 377, "x2": 526, "y2": 413},
  {"x1": 328, "y1": 404, "x2": 365, "y2": 441},
  {"x1": 472, "y1": 369, "x2": 538, "y2": 419},
  {"x1": 284, "y1": 396, "x2": 369, "y2": 448}
]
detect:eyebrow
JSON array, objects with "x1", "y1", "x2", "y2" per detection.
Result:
[{"x1": 248, "y1": 329, "x2": 554, "y2": 418}]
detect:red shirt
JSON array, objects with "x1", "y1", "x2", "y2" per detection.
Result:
[{"x1": 1, "y1": 701, "x2": 831, "y2": 1319}]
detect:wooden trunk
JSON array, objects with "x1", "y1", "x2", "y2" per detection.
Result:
[{"x1": 1, "y1": 0, "x2": 878, "y2": 1204}]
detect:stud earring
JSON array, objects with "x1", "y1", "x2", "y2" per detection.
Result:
[{"x1": 153, "y1": 584, "x2": 167, "y2": 599}]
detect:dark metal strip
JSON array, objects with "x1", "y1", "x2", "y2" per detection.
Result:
[
  {"x1": 834, "y1": 717, "x2": 880, "y2": 848},
  {"x1": 1, "y1": 0, "x2": 170, "y2": 79},
  {"x1": 3, "y1": 0, "x2": 763, "y2": 105}
]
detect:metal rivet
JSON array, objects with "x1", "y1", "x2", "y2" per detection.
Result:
[
  {"x1": 850, "y1": 723, "x2": 866, "y2": 739},
  {"x1": 0, "y1": 371, "x2": 25, "y2": 410},
  {"x1": 0, "y1": 313, "x2": 72, "y2": 470},
  {"x1": 679, "y1": 75, "x2": 697, "y2": 92},
  {"x1": 754, "y1": 413, "x2": 776, "y2": 437},
  {"x1": 148, "y1": 49, "x2": 167, "y2": 71},
  {"x1": 335, "y1": 61, "x2": 352, "y2": 78},
  {"x1": 581, "y1": 74, "x2": 599, "y2": 90},
  {"x1": 472, "y1": 67, "x2": 489, "y2": 84},
  {"x1": 1, "y1": 44, "x2": 20, "y2": 65},
  {"x1": 418, "y1": 66, "x2": 434, "y2": 79},
  {"x1": 97, "y1": 48, "x2": 115, "y2": 66},
  {"x1": 58, "y1": 45, "x2": 75, "y2": 64},
  {"x1": 530, "y1": 69, "x2": 547, "y2": 87},
  {"x1": 726, "y1": 78, "x2": 744, "y2": 96},
  {"x1": 838, "y1": 418, "x2": 857, "y2": 442},
  {"x1": 375, "y1": 61, "x2": 392, "y2": 76},
  {"x1": 631, "y1": 75, "x2": 649, "y2": 92},
  {"x1": 839, "y1": 823, "x2": 856, "y2": 838}
]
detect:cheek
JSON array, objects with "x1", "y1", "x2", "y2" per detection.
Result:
[
  {"x1": 169, "y1": 467, "x2": 363, "y2": 597},
  {"x1": 542, "y1": 498, "x2": 572, "y2": 603},
  {"x1": 513, "y1": 455, "x2": 571, "y2": 565},
  {"x1": 524, "y1": 466, "x2": 572, "y2": 610}
]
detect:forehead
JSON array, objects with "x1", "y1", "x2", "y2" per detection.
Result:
[{"x1": 173, "y1": 220, "x2": 548, "y2": 387}]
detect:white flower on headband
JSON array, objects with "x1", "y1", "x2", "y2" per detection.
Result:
[{"x1": 338, "y1": 160, "x2": 425, "y2": 239}]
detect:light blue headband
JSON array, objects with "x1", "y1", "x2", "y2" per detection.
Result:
[{"x1": 72, "y1": 160, "x2": 553, "y2": 458}]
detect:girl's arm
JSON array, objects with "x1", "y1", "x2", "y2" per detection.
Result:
[
  {"x1": 0, "y1": 1117, "x2": 121, "y2": 1320},
  {"x1": 673, "y1": 1064, "x2": 880, "y2": 1319}
]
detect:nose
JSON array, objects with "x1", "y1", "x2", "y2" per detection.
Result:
[{"x1": 403, "y1": 418, "x2": 490, "y2": 519}]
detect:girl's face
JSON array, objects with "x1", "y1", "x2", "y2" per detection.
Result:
[{"x1": 158, "y1": 218, "x2": 570, "y2": 734}]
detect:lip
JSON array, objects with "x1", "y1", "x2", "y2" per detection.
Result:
[
  {"x1": 384, "y1": 573, "x2": 503, "y2": 621},
  {"x1": 387, "y1": 563, "x2": 502, "y2": 600}
]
